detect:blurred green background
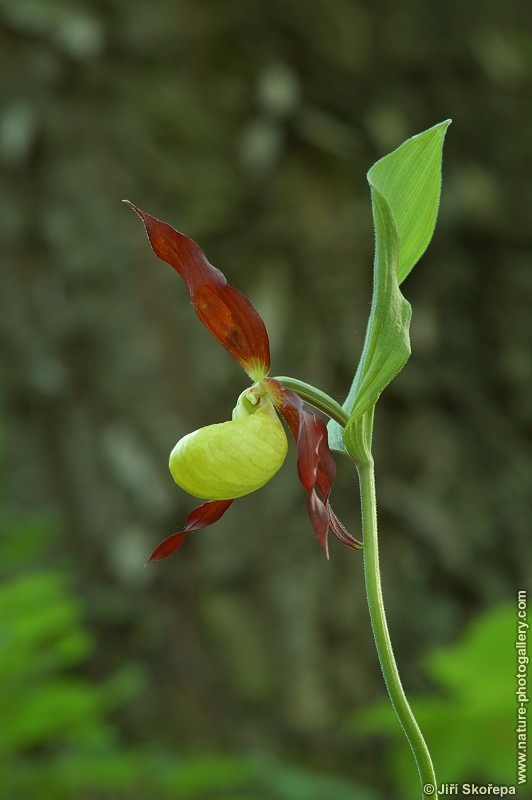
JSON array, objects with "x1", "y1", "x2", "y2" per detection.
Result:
[{"x1": 1, "y1": 1, "x2": 531, "y2": 798}]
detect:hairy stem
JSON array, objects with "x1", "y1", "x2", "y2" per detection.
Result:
[{"x1": 358, "y1": 459, "x2": 437, "y2": 799}]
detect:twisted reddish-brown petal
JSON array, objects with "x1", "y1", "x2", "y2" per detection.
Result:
[
  {"x1": 265, "y1": 379, "x2": 362, "y2": 557},
  {"x1": 126, "y1": 203, "x2": 270, "y2": 380},
  {"x1": 146, "y1": 500, "x2": 233, "y2": 564}
]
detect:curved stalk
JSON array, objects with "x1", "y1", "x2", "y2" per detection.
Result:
[
  {"x1": 273, "y1": 376, "x2": 349, "y2": 428},
  {"x1": 358, "y1": 459, "x2": 437, "y2": 799}
]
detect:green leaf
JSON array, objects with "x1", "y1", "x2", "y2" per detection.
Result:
[
  {"x1": 369, "y1": 119, "x2": 452, "y2": 285},
  {"x1": 328, "y1": 120, "x2": 450, "y2": 459},
  {"x1": 328, "y1": 184, "x2": 410, "y2": 459}
]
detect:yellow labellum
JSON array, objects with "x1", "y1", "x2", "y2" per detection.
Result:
[{"x1": 169, "y1": 400, "x2": 288, "y2": 500}]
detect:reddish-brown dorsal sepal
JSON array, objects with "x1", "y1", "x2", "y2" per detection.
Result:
[{"x1": 127, "y1": 203, "x2": 270, "y2": 379}]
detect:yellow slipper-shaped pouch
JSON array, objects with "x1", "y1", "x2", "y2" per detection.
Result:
[{"x1": 169, "y1": 394, "x2": 288, "y2": 501}]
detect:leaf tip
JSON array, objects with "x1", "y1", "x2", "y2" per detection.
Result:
[
  {"x1": 438, "y1": 118, "x2": 453, "y2": 136},
  {"x1": 123, "y1": 199, "x2": 142, "y2": 217}
]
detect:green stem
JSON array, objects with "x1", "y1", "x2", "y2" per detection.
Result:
[
  {"x1": 273, "y1": 376, "x2": 349, "y2": 428},
  {"x1": 274, "y1": 378, "x2": 436, "y2": 796},
  {"x1": 357, "y1": 458, "x2": 437, "y2": 799}
]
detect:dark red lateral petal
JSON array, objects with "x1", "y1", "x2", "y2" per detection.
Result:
[
  {"x1": 146, "y1": 499, "x2": 233, "y2": 564},
  {"x1": 266, "y1": 379, "x2": 358, "y2": 555},
  {"x1": 315, "y1": 432, "x2": 336, "y2": 501},
  {"x1": 327, "y1": 506, "x2": 363, "y2": 550},
  {"x1": 293, "y1": 408, "x2": 323, "y2": 490},
  {"x1": 266, "y1": 384, "x2": 322, "y2": 490},
  {"x1": 308, "y1": 489, "x2": 330, "y2": 559},
  {"x1": 127, "y1": 203, "x2": 270, "y2": 379},
  {"x1": 269, "y1": 383, "x2": 329, "y2": 491}
]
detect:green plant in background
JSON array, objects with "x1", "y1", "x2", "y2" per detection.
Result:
[
  {"x1": 353, "y1": 604, "x2": 519, "y2": 798},
  {"x1": 127, "y1": 120, "x2": 451, "y2": 798},
  {"x1": 0, "y1": 542, "x2": 376, "y2": 800},
  {"x1": 0, "y1": 516, "x2": 150, "y2": 799},
  {"x1": 0, "y1": 474, "x2": 378, "y2": 798}
]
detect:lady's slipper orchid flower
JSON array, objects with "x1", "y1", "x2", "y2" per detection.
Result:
[{"x1": 126, "y1": 203, "x2": 361, "y2": 563}]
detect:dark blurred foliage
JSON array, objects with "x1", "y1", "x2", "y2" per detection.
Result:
[{"x1": 0, "y1": 0, "x2": 531, "y2": 797}]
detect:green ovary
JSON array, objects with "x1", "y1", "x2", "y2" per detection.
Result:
[{"x1": 169, "y1": 402, "x2": 288, "y2": 500}]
